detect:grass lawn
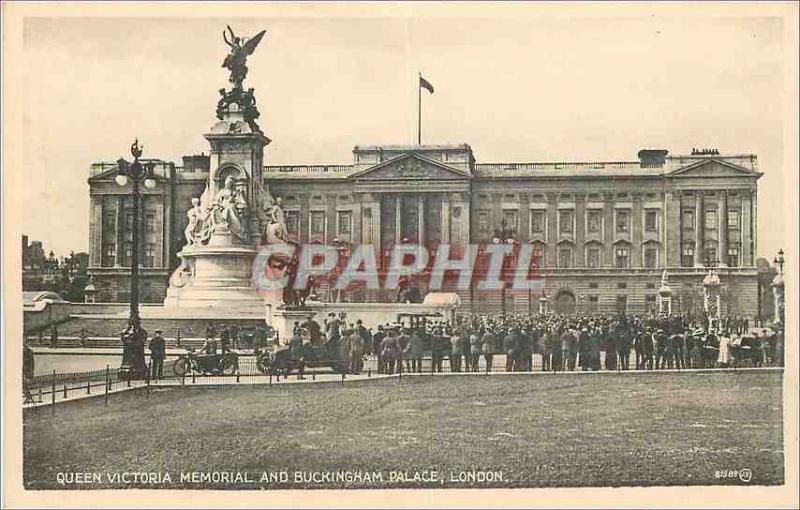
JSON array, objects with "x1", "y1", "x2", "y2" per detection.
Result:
[{"x1": 24, "y1": 371, "x2": 784, "y2": 489}]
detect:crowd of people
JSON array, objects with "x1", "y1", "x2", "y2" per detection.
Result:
[{"x1": 281, "y1": 310, "x2": 785, "y2": 375}]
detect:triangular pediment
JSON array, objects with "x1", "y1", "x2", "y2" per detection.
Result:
[
  {"x1": 668, "y1": 159, "x2": 759, "y2": 178},
  {"x1": 350, "y1": 153, "x2": 470, "y2": 180}
]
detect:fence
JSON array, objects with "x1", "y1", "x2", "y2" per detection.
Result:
[{"x1": 24, "y1": 343, "x2": 781, "y2": 413}]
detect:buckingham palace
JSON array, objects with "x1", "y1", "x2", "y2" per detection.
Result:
[{"x1": 86, "y1": 143, "x2": 761, "y2": 317}]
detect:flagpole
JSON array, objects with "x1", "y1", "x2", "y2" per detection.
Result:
[{"x1": 417, "y1": 71, "x2": 422, "y2": 146}]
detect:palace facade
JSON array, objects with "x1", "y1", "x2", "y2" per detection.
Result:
[{"x1": 87, "y1": 144, "x2": 762, "y2": 317}]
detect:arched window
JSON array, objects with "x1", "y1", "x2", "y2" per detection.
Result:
[
  {"x1": 642, "y1": 241, "x2": 660, "y2": 269},
  {"x1": 585, "y1": 241, "x2": 603, "y2": 268},
  {"x1": 614, "y1": 241, "x2": 631, "y2": 269}
]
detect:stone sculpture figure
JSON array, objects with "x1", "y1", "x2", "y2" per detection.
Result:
[
  {"x1": 209, "y1": 176, "x2": 249, "y2": 242},
  {"x1": 184, "y1": 197, "x2": 205, "y2": 246},
  {"x1": 265, "y1": 197, "x2": 290, "y2": 244},
  {"x1": 222, "y1": 25, "x2": 267, "y2": 90}
]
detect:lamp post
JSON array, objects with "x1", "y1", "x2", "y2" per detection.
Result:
[
  {"x1": 772, "y1": 249, "x2": 785, "y2": 326},
  {"x1": 492, "y1": 218, "x2": 516, "y2": 315},
  {"x1": 115, "y1": 139, "x2": 157, "y2": 380}
]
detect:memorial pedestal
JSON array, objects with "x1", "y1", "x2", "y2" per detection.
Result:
[
  {"x1": 164, "y1": 242, "x2": 265, "y2": 312},
  {"x1": 270, "y1": 308, "x2": 313, "y2": 346}
]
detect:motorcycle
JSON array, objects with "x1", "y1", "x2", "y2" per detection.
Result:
[{"x1": 173, "y1": 349, "x2": 239, "y2": 376}]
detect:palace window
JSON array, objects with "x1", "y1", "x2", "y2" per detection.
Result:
[
  {"x1": 616, "y1": 210, "x2": 630, "y2": 233},
  {"x1": 144, "y1": 213, "x2": 156, "y2": 233},
  {"x1": 530, "y1": 210, "x2": 546, "y2": 234},
  {"x1": 587, "y1": 210, "x2": 602, "y2": 233},
  {"x1": 587, "y1": 295, "x2": 599, "y2": 312},
  {"x1": 101, "y1": 243, "x2": 116, "y2": 267},
  {"x1": 502, "y1": 209, "x2": 519, "y2": 233},
  {"x1": 586, "y1": 247, "x2": 601, "y2": 268},
  {"x1": 644, "y1": 246, "x2": 658, "y2": 269},
  {"x1": 559, "y1": 210, "x2": 573, "y2": 234},
  {"x1": 124, "y1": 213, "x2": 135, "y2": 241},
  {"x1": 123, "y1": 243, "x2": 133, "y2": 267},
  {"x1": 615, "y1": 245, "x2": 630, "y2": 269},
  {"x1": 727, "y1": 244, "x2": 740, "y2": 267},
  {"x1": 682, "y1": 210, "x2": 695, "y2": 230},
  {"x1": 728, "y1": 210, "x2": 740, "y2": 230},
  {"x1": 337, "y1": 211, "x2": 352, "y2": 235},
  {"x1": 310, "y1": 211, "x2": 326, "y2": 236},
  {"x1": 705, "y1": 210, "x2": 717, "y2": 230},
  {"x1": 645, "y1": 210, "x2": 658, "y2": 232},
  {"x1": 103, "y1": 210, "x2": 116, "y2": 231},
  {"x1": 531, "y1": 244, "x2": 544, "y2": 268},
  {"x1": 286, "y1": 210, "x2": 299, "y2": 236},
  {"x1": 588, "y1": 282, "x2": 599, "y2": 289},
  {"x1": 558, "y1": 247, "x2": 572, "y2": 268},
  {"x1": 704, "y1": 243, "x2": 718, "y2": 267},
  {"x1": 682, "y1": 243, "x2": 695, "y2": 267},
  {"x1": 143, "y1": 244, "x2": 156, "y2": 268},
  {"x1": 477, "y1": 210, "x2": 490, "y2": 233}
]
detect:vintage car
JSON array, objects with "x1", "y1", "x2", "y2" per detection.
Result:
[
  {"x1": 730, "y1": 334, "x2": 765, "y2": 367},
  {"x1": 256, "y1": 336, "x2": 348, "y2": 376}
]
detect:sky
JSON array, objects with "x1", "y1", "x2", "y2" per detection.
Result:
[{"x1": 17, "y1": 8, "x2": 795, "y2": 260}]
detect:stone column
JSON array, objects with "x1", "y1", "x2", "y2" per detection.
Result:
[
  {"x1": 372, "y1": 197, "x2": 381, "y2": 250},
  {"x1": 632, "y1": 193, "x2": 643, "y2": 267},
  {"x1": 163, "y1": 194, "x2": 171, "y2": 268},
  {"x1": 575, "y1": 194, "x2": 586, "y2": 266},
  {"x1": 548, "y1": 193, "x2": 559, "y2": 267},
  {"x1": 664, "y1": 191, "x2": 680, "y2": 267},
  {"x1": 457, "y1": 192, "x2": 470, "y2": 248},
  {"x1": 116, "y1": 196, "x2": 125, "y2": 267},
  {"x1": 89, "y1": 196, "x2": 103, "y2": 267},
  {"x1": 719, "y1": 191, "x2": 729, "y2": 267},
  {"x1": 603, "y1": 193, "x2": 614, "y2": 267},
  {"x1": 351, "y1": 201, "x2": 362, "y2": 244},
  {"x1": 741, "y1": 191, "x2": 752, "y2": 267},
  {"x1": 751, "y1": 189, "x2": 758, "y2": 266},
  {"x1": 694, "y1": 191, "x2": 704, "y2": 267},
  {"x1": 441, "y1": 195, "x2": 451, "y2": 244},
  {"x1": 395, "y1": 195, "x2": 402, "y2": 243},
  {"x1": 418, "y1": 194, "x2": 425, "y2": 245}
]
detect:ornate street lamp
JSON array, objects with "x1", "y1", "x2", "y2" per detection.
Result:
[
  {"x1": 773, "y1": 249, "x2": 785, "y2": 273},
  {"x1": 492, "y1": 218, "x2": 516, "y2": 315},
  {"x1": 115, "y1": 139, "x2": 157, "y2": 380}
]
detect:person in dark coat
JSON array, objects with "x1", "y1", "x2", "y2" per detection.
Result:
[
  {"x1": 539, "y1": 330, "x2": 552, "y2": 372},
  {"x1": 289, "y1": 330, "x2": 305, "y2": 378},
  {"x1": 373, "y1": 325, "x2": 386, "y2": 373},
  {"x1": 504, "y1": 328, "x2": 522, "y2": 372},
  {"x1": 603, "y1": 328, "x2": 617, "y2": 371},
  {"x1": 482, "y1": 328, "x2": 496, "y2": 372},
  {"x1": 23, "y1": 343, "x2": 35, "y2": 383},
  {"x1": 149, "y1": 329, "x2": 166, "y2": 379},
  {"x1": 588, "y1": 326, "x2": 602, "y2": 371},
  {"x1": 551, "y1": 328, "x2": 563, "y2": 372},
  {"x1": 407, "y1": 330, "x2": 425, "y2": 373},
  {"x1": 654, "y1": 329, "x2": 668, "y2": 369},
  {"x1": 578, "y1": 327, "x2": 591, "y2": 371},
  {"x1": 431, "y1": 331, "x2": 446, "y2": 373},
  {"x1": 617, "y1": 327, "x2": 631, "y2": 370}
]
